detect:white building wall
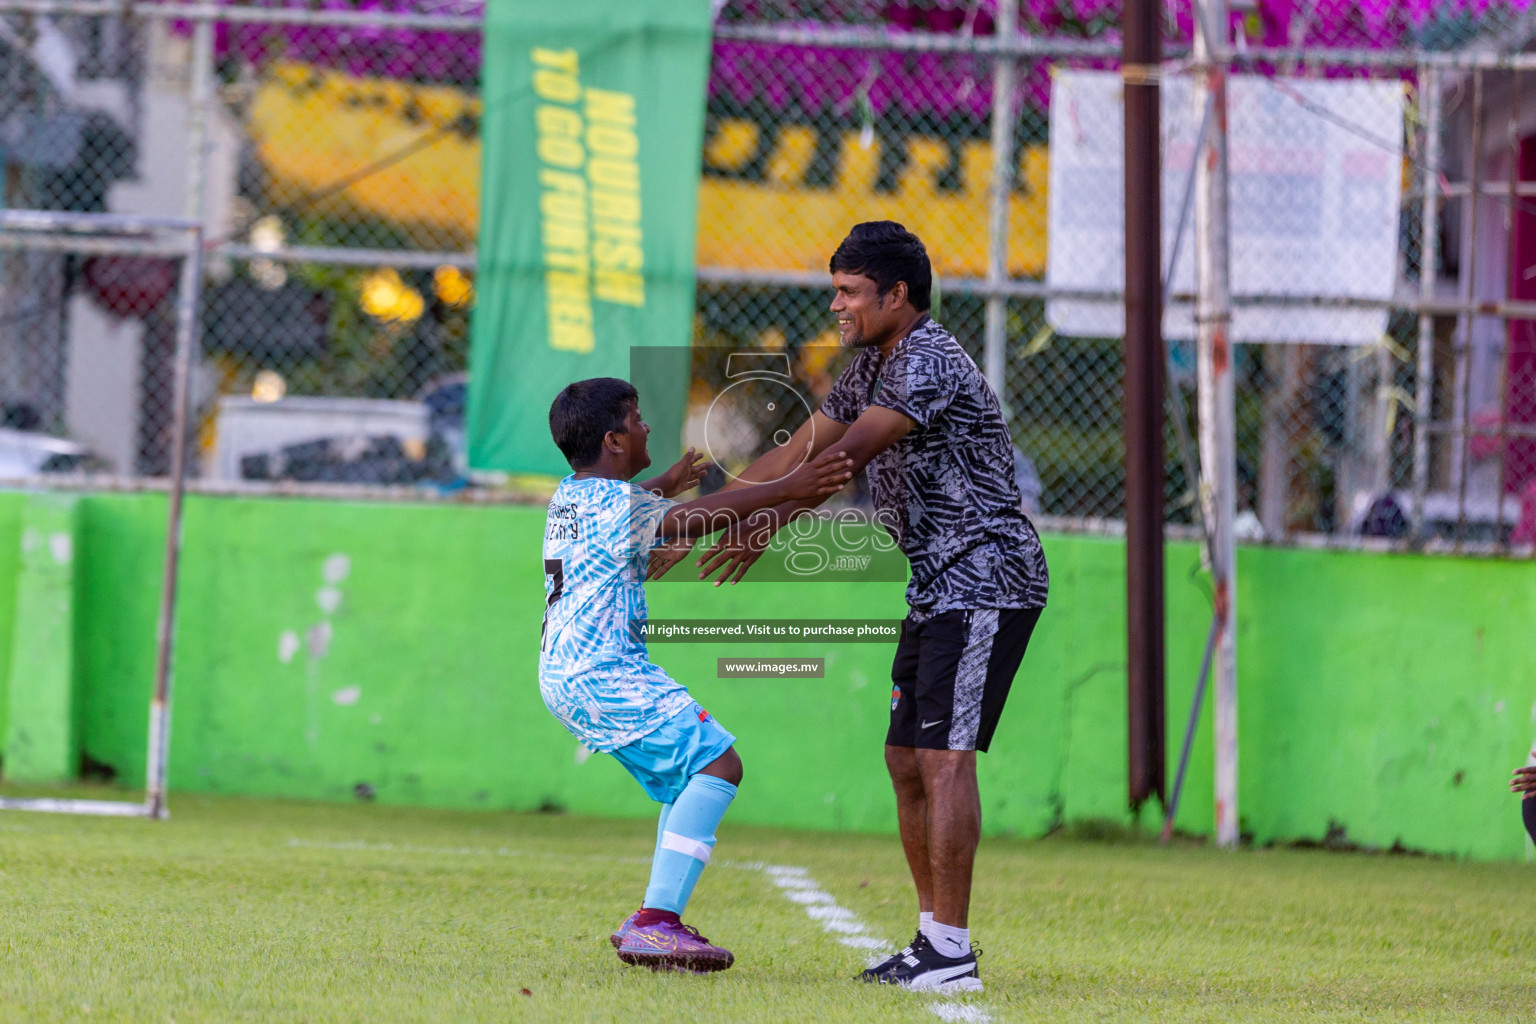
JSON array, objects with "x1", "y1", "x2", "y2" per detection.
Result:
[{"x1": 62, "y1": 22, "x2": 239, "y2": 473}]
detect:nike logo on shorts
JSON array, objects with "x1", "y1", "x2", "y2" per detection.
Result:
[{"x1": 920, "y1": 719, "x2": 946, "y2": 730}]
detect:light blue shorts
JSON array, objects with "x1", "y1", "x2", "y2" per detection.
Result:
[{"x1": 610, "y1": 701, "x2": 736, "y2": 804}]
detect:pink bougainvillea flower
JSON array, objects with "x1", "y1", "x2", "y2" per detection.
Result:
[
  {"x1": 1068, "y1": 0, "x2": 1117, "y2": 22},
  {"x1": 145, "y1": 0, "x2": 1532, "y2": 117},
  {"x1": 1357, "y1": 0, "x2": 1394, "y2": 33}
]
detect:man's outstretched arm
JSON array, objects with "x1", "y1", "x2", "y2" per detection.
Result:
[
  {"x1": 691, "y1": 406, "x2": 914, "y2": 585},
  {"x1": 647, "y1": 412, "x2": 849, "y2": 581},
  {"x1": 720, "y1": 412, "x2": 852, "y2": 491},
  {"x1": 654, "y1": 447, "x2": 853, "y2": 543}
]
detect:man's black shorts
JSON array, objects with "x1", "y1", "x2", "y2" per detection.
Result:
[{"x1": 887, "y1": 607, "x2": 1042, "y2": 752}]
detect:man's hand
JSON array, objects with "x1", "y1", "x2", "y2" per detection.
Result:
[
  {"x1": 696, "y1": 509, "x2": 779, "y2": 587},
  {"x1": 782, "y1": 447, "x2": 854, "y2": 502},
  {"x1": 689, "y1": 450, "x2": 850, "y2": 586},
  {"x1": 646, "y1": 537, "x2": 697, "y2": 581},
  {"x1": 1510, "y1": 765, "x2": 1536, "y2": 797},
  {"x1": 644, "y1": 447, "x2": 711, "y2": 499}
]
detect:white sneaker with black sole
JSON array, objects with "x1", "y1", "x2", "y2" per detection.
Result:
[{"x1": 871, "y1": 932, "x2": 983, "y2": 993}]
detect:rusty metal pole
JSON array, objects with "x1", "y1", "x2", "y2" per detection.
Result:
[
  {"x1": 1123, "y1": 0, "x2": 1165, "y2": 810},
  {"x1": 1194, "y1": 0, "x2": 1239, "y2": 849},
  {"x1": 147, "y1": 15, "x2": 214, "y2": 821},
  {"x1": 146, "y1": 224, "x2": 203, "y2": 821}
]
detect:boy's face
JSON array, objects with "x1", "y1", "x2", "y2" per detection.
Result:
[{"x1": 616, "y1": 403, "x2": 651, "y2": 475}]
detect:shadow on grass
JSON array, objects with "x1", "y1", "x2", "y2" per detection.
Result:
[{"x1": 1035, "y1": 815, "x2": 1446, "y2": 859}]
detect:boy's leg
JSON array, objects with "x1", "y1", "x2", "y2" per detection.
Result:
[
  {"x1": 699, "y1": 746, "x2": 743, "y2": 784},
  {"x1": 643, "y1": 748, "x2": 740, "y2": 914},
  {"x1": 612, "y1": 703, "x2": 740, "y2": 971},
  {"x1": 609, "y1": 802, "x2": 672, "y2": 948}
]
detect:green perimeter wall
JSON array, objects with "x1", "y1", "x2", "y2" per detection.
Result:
[{"x1": 0, "y1": 490, "x2": 1533, "y2": 859}]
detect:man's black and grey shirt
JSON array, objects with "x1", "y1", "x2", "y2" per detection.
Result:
[{"x1": 822, "y1": 316, "x2": 1049, "y2": 618}]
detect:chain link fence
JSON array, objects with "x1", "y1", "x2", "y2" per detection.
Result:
[{"x1": 1, "y1": 0, "x2": 1533, "y2": 550}]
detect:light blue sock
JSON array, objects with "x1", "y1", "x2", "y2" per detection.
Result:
[
  {"x1": 654, "y1": 802, "x2": 673, "y2": 855},
  {"x1": 642, "y1": 774, "x2": 737, "y2": 915},
  {"x1": 638, "y1": 798, "x2": 669, "y2": 902}
]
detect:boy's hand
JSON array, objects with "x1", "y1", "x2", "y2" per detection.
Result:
[
  {"x1": 782, "y1": 447, "x2": 853, "y2": 502},
  {"x1": 649, "y1": 447, "x2": 711, "y2": 499},
  {"x1": 647, "y1": 537, "x2": 696, "y2": 581}
]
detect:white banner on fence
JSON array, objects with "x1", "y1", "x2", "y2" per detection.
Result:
[{"x1": 1045, "y1": 70, "x2": 1403, "y2": 345}]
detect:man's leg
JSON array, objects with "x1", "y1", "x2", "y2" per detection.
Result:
[
  {"x1": 917, "y1": 607, "x2": 1039, "y2": 934},
  {"x1": 915, "y1": 748, "x2": 980, "y2": 928},
  {"x1": 881, "y1": 607, "x2": 1038, "y2": 984},
  {"x1": 857, "y1": 624, "x2": 936, "y2": 983},
  {"x1": 865, "y1": 744, "x2": 985, "y2": 991},
  {"x1": 885, "y1": 743, "x2": 934, "y2": 914}
]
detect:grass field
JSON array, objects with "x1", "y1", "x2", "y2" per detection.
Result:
[{"x1": 0, "y1": 789, "x2": 1533, "y2": 1022}]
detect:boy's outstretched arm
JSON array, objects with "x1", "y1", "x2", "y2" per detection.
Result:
[
  {"x1": 636, "y1": 447, "x2": 710, "y2": 499},
  {"x1": 655, "y1": 447, "x2": 853, "y2": 543}
]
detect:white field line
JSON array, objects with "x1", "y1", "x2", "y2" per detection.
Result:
[
  {"x1": 928, "y1": 1004, "x2": 995, "y2": 1023},
  {"x1": 753, "y1": 863, "x2": 994, "y2": 1024},
  {"x1": 285, "y1": 840, "x2": 995, "y2": 1020},
  {"x1": 755, "y1": 863, "x2": 888, "y2": 951}
]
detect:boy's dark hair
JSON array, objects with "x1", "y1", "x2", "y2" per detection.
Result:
[
  {"x1": 549, "y1": 377, "x2": 638, "y2": 468},
  {"x1": 829, "y1": 221, "x2": 932, "y2": 311}
]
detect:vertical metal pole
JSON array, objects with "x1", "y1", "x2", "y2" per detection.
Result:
[
  {"x1": 1372, "y1": 342, "x2": 1392, "y2": 495},
  {"x1": 146, "y1": 226, "x2": 203, "y2": 820},
  {"x1": 1492, "y1": 67, "x2": 1521, "y2": 548},
  {"x1": 147, "y1": 16, "x2": 213, "y2": 820},
  {"x1": 1164, "y1": 94, "x2": 1214, "y2": 554},
  {"x1": 1411, "y1": 67, "x2": 1442, "y2": 542},
  {"x1": 1123, "y1": 0, "x2": 1165, "y2": 809},
  {"x1": 184, "y1": 16, "x2": 213, "y2": 229},
  {"x1": 1194, "y1": 0, "x2": 1239, "y2": 849},
  {"x1": 984, "y1": 0, "x2": 1017, "y2": 398},
  {"x1": 1258, "y1": 347, "x2": 1289, "y2": 539},
  {"x1": 1452, "y1": 71, "x2": 1484, "y2": 546},
  {"x1": 1161, "y1": 614, "x2": 1219, "y2": 842}
]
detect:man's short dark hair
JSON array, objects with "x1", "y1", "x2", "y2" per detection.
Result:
[
  {"x1": 829, "y1": 221, "x2": 932, "y2": 311},
  {"x1": 549, "y1": 377, "x2": 638, "y2": 468}
]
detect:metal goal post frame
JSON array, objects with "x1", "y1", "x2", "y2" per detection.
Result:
[{"x1": 0, "y1": 209, "x2": 204, "y2": 820}]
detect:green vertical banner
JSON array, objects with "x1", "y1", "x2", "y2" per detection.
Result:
[{"x1": 467, "y1": 0, "x2": 712, "y2": 475}]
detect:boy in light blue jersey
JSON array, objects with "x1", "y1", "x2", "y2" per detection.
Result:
[{"x1": 541, "y1": 377, "x2": 852, "y2": 973}]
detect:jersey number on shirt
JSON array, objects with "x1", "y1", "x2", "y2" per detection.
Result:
[
  {"x1": 541, "y1": 558, "x2": 565, "y2": 651},
  {"x1": 544, "y1": 558, "x2": 565, "y2": 605}
]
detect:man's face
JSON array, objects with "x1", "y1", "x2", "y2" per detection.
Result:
[
  {"x1": 831, "y1": 270, "x2": 905, "y2": 350},
  {"x1": 615, "y1": 403, "x2": 651, "y2": 474}
]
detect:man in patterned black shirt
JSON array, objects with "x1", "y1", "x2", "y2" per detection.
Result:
[{"x1": 655, "y1": 221, "x2": 1049, "y2": 992}]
